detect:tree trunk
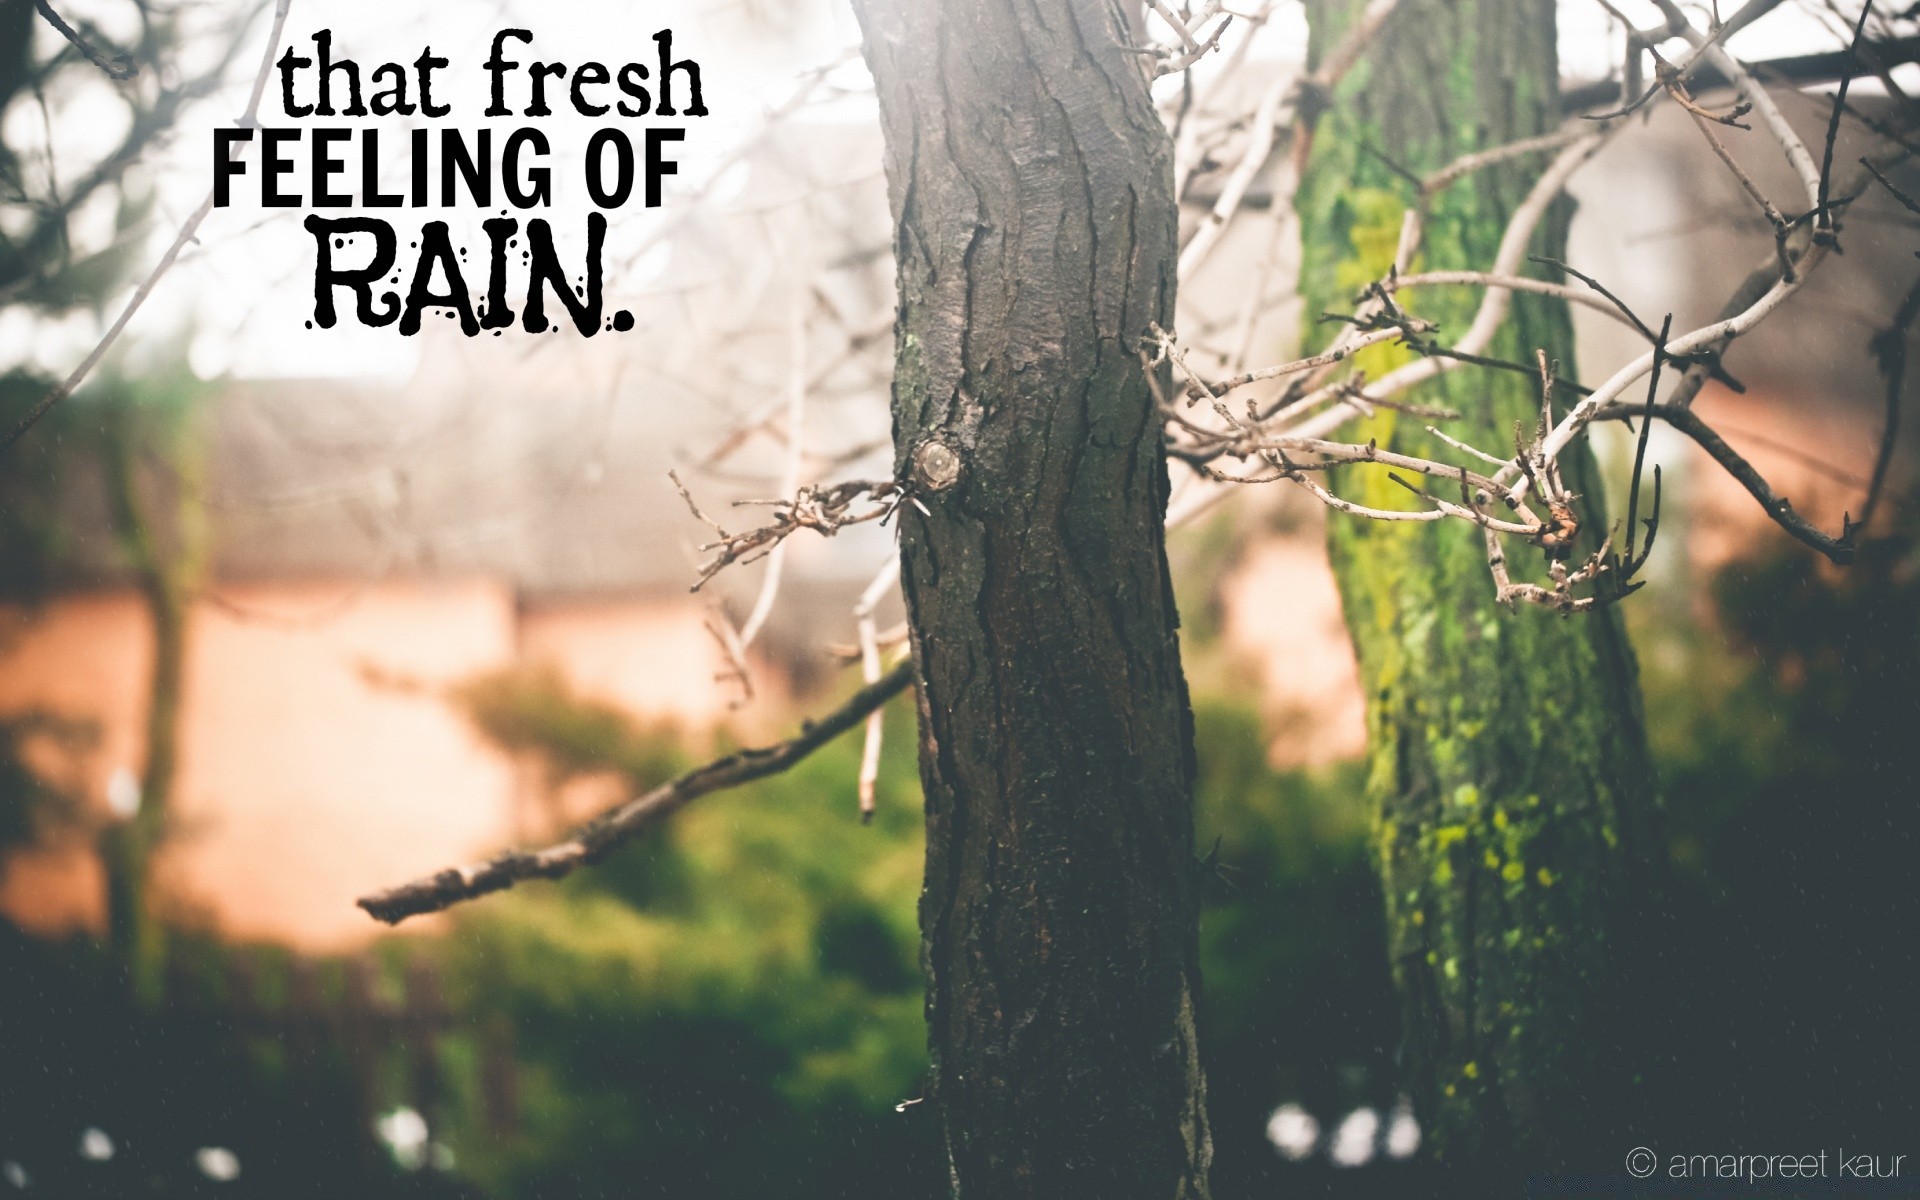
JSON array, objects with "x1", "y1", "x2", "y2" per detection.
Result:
[
  {"x1": 1296, "y1": 0, "x2": 1666, "y2": 1175},
  {"x1": 849, "y1": 2, "x2": 1211, "y2": 1196},
  {"x1": 100, "y1": 425, "x2": 195, "y2": 1005}
]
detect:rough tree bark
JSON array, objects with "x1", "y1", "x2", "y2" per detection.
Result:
[
  {"x1": 849, "y1": 2, "x2": 1211, "y2": 1196},
  {"x1": 1296, "y1": 0, "x2": 1667, "y2": 1175}
]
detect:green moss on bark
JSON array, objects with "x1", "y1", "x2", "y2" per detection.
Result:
[{"x1": 1297, "y1": 0, "x2": 1667, "y2": 1173}]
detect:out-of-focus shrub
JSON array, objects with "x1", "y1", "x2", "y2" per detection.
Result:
[{"x1": 431, "y1": 679, "x2": 941, "y2": 1200}]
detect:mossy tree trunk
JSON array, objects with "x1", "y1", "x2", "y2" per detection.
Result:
[
  {"x1": 849, "y1": 2, "x2": 1211, "y2": 1196},
  {"x1": 1296, "y1": 0, "x2": 1667, "y2": 1175}
]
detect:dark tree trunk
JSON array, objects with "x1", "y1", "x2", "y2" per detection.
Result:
[
  {"x1": 99, "y1": 423, "x2": 195, "y2": 1005},
  {"x1": 849, "y1": 2, "x2": 1211, "y2": 1196},
  {"x1": 1296, "y1": 0, "x2": 1668, "y2": 1177}
]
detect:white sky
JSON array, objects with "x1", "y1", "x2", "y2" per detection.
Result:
[{"x1": 0, "y1": 0, "x2": 1873, "y2": 385}]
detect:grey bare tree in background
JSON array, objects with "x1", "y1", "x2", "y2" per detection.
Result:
[{"x1": 1, "y1": 0, "x2": 278, "y2": 1003}]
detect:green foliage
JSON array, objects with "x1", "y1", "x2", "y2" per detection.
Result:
[
  {"x1": 423, "y1": 664, "x2": 1412, "y2": 1197},
  {"x1": 0, "y1": 711, "x2": 95, "y2": 859},
  {"x1": 0, "y1": 923, "x2": 470, "y2": 1199},
  {"x1": 1623, "y1": 509, "x2": 1920, "y2": 1148},
  {"x1": 452, "y1": 665, "x2": 688, "y2": 788},
  {"x1": 1189, "y1": 703, "x2": 1405, "y2": 1193},
  {"x1": 5, "y1": 519, "x2": 1912, "y2": 1193},
  {"x1": 0, "y1": 353, "x2": 208, "y2": 602},
  {"x1": 428, "y1": 675, "x2": 938, "y2": 1199}
]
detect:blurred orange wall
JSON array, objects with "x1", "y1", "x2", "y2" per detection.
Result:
[{"x1": 0, "y1": 583, "x2": 753, "y2": 951}]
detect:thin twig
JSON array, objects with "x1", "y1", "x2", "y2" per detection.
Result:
[
  {"x1": 1625, "y1": 316, "x2": 1672, "y2": 565},
  {"x1": 358, "y1": 660, "x2": 917, "y2": 924},
  {"x1": 33, "y1": 0, "x2": 136, "y2": 80},
  {"x1": 1860, "y1": 272, "x2": 1920, "y2": 533},
  {"x1": 1818, "y1": 1, "x2": 1877, "y2": 232},
  {"x1": 731, "y1": 293, "x2": 811, "y2": 658},
  {"x1": 853, "y1": 554, "x2": 900, "y2": 823}
]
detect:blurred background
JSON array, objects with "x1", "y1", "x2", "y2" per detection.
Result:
[{"x1": 1, "y1": 0, "x2": 1916, "y2": 1195}]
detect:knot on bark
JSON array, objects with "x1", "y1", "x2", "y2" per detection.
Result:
[{"x1": 913, "y1": 438, "x2": 964, "y2": 492}]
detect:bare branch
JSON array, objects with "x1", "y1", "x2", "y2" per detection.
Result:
[
  {"x1": 32, "y1": 0, "x2": 136, "y2": 80},
  {"x1": 1179, "y1": 0, "x2": 1401, "y2": 277},
  {"x1": 1817, "y1": 1, "x2": 1877, "y2": 232},
  {"x1": 853, "y1": 556, "x2": 901, "y2": 823},
  {"x1": 1162, "y1": 63, "x2": 1904, "y2": 606},
  {"x1": 1623, "y1": 316, "x2": 1672, "y2": 570},
  {"x1": 1647, "y1": 0, "x2": 1825, "y2": 215},
  {"x1": 732, "y1": 295, "x2": 812, "y2": 655},
  {"x1": 1584, "y1": 399, "x2": 1858, "y2": 561},
  {"x1": 1142, "y1": 1, "x2": 1234, "y2": 76},
  {"x1": 357, "y1": 660, "x2": 917, "y2": 924},
  {"x1": 679, "y1": 477, "x2": 902, "y2": 589},
  {"x1": 1858, "y1": 272, "x2": 1920, "y2": 533}
]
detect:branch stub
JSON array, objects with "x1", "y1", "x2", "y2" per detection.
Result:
[{"x1": 913, "y1": 439, "x2": 963, "y2": 492}]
